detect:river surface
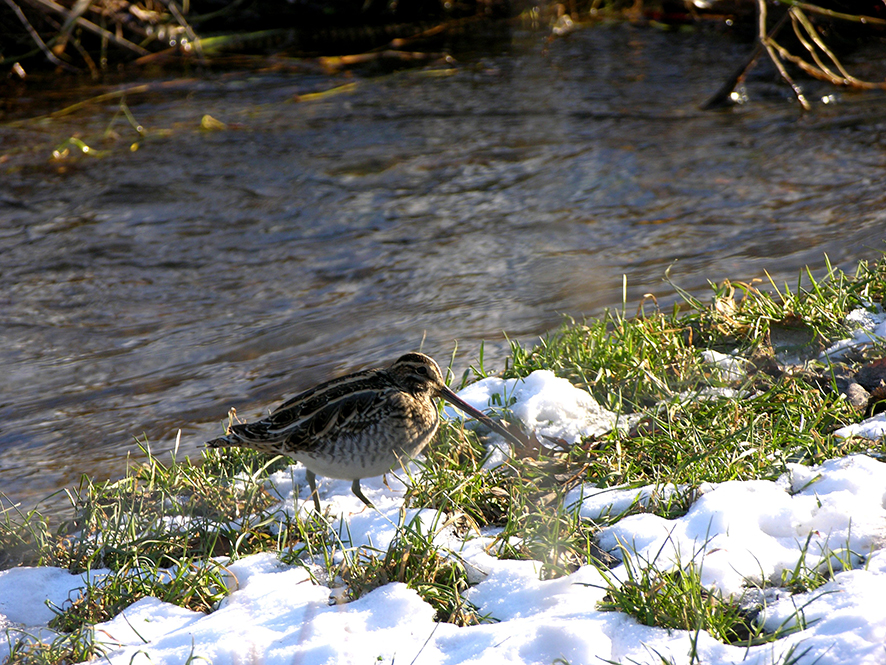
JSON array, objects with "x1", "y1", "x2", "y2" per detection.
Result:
[{"x1": 2, "y1": 23, "x2": 886, "y2": 515}]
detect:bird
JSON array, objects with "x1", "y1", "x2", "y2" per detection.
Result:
[{"x1": 206, "y1": 352, "x2": 522, "y2": 512}]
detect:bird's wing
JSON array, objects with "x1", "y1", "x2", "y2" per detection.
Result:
[
  {"x1": 271, "y1": 368, "x2": 379, "y2": 415},
  {"x1": 241, "y1": 386, "x2": 393, "y2": 452}
]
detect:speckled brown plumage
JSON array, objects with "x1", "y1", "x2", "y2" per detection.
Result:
[{"x1": 206, "y1": 352, "x2": 519, "y2": 511}]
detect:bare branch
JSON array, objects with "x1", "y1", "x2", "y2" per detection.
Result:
[
  {"x1": 2, "y1": 0, "x2": 79, "y2": 70},
  {"x1": 778, "y1": 0, "x2": 886, "y2": 26},
  {"x1": 757, "y1": 0, "x2": 811, "y2": 109},
  {"x1": 17, "y1": 0, "x2": 151, "y2": 57},
  {"x1": 156, "y1": 0, "x2": 206, "y2": 61}
]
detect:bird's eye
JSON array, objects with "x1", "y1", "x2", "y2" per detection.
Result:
[{"x1": 416, "y1": 366, "x2": 428, "y2": 375}]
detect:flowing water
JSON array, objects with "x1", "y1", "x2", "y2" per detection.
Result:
[{"x1": 2, "y1": 24, "x2": 886, "y2": 514}]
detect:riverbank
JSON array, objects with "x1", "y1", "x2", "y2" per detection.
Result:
[{"x1": 2, "y1": 255, "x2": 885, "y2": 664}]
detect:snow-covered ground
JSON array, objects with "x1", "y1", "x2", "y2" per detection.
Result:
[{"x1": 3, "y1": 331, "x2": 886, "y2": 665}]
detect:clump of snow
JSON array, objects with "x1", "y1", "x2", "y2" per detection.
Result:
[
  {"x1": 595, "y1": 455, "x2": 886, "y2": 598},
  {"x1": 835, "y1": 412, "x2": 886, "y2": 441},
  {"x1": 761, "y1": 548, "x2": 886, "y2": 662},
  {"x1": 0, "y1": 566, "x2": 114, "y2": 660},
  {"x1": 0, "y1": 567, "x2": 110, "y2": 629},
  {"x1": 96, "y1": 565, "x2": 436, "y2": 665},
  {"x1": 565, "y1": 482, "x2": 687, "y2": 520},
  {"x1": 701, "y1": 349, "x2": 748, "y2": 382},
  {"x1": 447, "y1": 369, "x2": 620, "y2": 444},
  {"x1": 94, "y1": 597, "x2": 203, "y2": 651},
  {"x1": 821, "y1": 306, "x2": 886, "y2": 360}
]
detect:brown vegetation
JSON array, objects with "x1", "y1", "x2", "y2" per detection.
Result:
[{"x1": 1, "y1": 1, "x2": 885, "y2": 106}]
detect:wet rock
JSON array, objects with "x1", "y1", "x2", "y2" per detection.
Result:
[
  {"x1": 769, "y1": 317, "x2": 823, "y2": 362},
  {"x1": 854, "y1": 357, "x2": 886, "y2": 393},
  {"x1": 844, "y1": 381, "x2": 871, "y2": 410}
]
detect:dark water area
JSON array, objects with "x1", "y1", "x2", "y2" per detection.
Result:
[{"x1": 2, "y1": 24, "x2": 886, "y2": 516}]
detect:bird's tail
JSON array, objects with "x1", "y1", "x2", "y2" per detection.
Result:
[
  {"x1": 205, "y1": 432, "x2": 240, "y2": 449},
  {"x1": 205, "y1": 422, "x2": 283, "y2": 455}
]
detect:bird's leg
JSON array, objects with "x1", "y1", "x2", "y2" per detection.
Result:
[
  {"x1": 351, "y1": 479, "x2": 374, "y2": 508},
  {"x1": 306, "y1": 470, "x2": 321, "y2": 513}
]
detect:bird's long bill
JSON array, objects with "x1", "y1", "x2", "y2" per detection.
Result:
[{"x1": 439, "y1": 385, "x2": 523, "y2": 447}]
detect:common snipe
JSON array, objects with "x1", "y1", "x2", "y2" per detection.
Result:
[{"x1": 206, "y1": 352, "x2": 520, "y2": 511}]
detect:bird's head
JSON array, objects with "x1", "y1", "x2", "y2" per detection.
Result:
[
  {"x1": 389, "y1": 351, "x2": 525, "y2": 448},
  {"x1": 388, "y1": 352, "x2": 447, "y2": 396}
]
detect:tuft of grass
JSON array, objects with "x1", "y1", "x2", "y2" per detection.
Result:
[
  {"x1": 7, "y1": 440, "x2": 293, "y2": 572},
  {"x1": 495, "y1": 495, "x2": 608, "y2": 580},
  {"x1": 779, "y1": 530, "x2": 862, "y2": 594},
  {"x1": 404, "y1": 422, "x2": 513, "y2": 527},
  {"x1": 47, "y1": 559, "x2": 228, "y2": 633},
  {"x1": 55, "y1": 452, "x2": 281, "y2": 572},
  {"x1": 592, "y1": 543, "x2": 806, "y2": 647},
  {"x1": 502, "y1": 306, "x2": 701, "y2": 414},
  {"x1": 502, "y1": 255, "x2": 886, "y2": 412},
  {"x1": 686, "y1": 257, "x2": 885, "y2": 349},
  {"x1": 338, "y1": 511, "x2": 488, "y2": 626},
  {"x1": 0, "y1": 498, "x2": 57, "y2": 569},
  {"x1": 585, "y1": 377, "x2": 859, "y2": 490},
  {"x1": 408, "y1": 423, "x2": 627, "y2": 580},
  {"x1": 5, "y1": 628, "x2": 104, "y2": 665}
]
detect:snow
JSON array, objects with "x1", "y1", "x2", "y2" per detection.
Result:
[
  {"x1": 2, "y1": 372, "x2": 886, "y2": 665},
  {"x1": 447, "y1": 370, "x2": 621, "y2": 444},
  {"x1": 595, "y1": 456, "x2": 886, "y2": 599},
  {"x1": 828, "y1": 306, "x2": 886, "y2": 441},
  {"x1": 821, "y1": 305, "x2": 886, "y2": 360},
  {"x1": 701, "y1": 349, "x2": 748, "y2": 382},
  {"x1": 837, "y1": 413, "x2": 886, "y2": 441},
  {"x1": 566, "y1": 482, "x2": 687, "y2": 520}
]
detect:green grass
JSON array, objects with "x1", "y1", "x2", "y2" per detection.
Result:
[
  {"x1": 779, "y1": 530, "x2": 862, "y2": 594},
  {"x1": 337, "y1": 510, "x2": 488, "y2": 626},
  {"x1": 2, "y1": 254, "x2": 886, "y2": 663},
  {"x1": 4, "y1": 629, "x2": 104, "y2": 665},
  {"x1": 499, "y1": 256, "x2": 886, "y2": 412},
  {"x1": 594, "y1": 546, "x2": 771, "y2": 646},
  {"x1": 591, "y1": 531, "x2": 849, "y2": 655}
]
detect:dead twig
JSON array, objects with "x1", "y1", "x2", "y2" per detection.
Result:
[
  {"x1": 2, "y1": 0, "x2": 79, "y2": 71},
  {"x1": 700, "y1": 10, "x2": 790, "y2": 109},
  {"x1": 785, "y1": 5, "x2": 886, "y2": 90},
  {"x1": 156, "y1": 0, "x2": 206, "y2": 62},
  {"x1": 53, "y1": 0, "x2": 92, "y2": 58},
  {"x1": 754, "y1": 0, "x2": 886, "y2": 106},
  {"x1": 779, "y1": 0, "x2": 886, "y2": 26},
  {"x1": 318, "y1": 49, "x2": 450, "y2": 72},
  {"x1": 757, "y1": 0, "x2": 811, "y2": 109},
  {"x1": 17, "y1": 0, "x2": 151, "y2": 57}
]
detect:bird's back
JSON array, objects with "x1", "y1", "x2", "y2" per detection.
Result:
[{"x1": 206, "y1": 365, "x2": 440, "y2": 476}]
